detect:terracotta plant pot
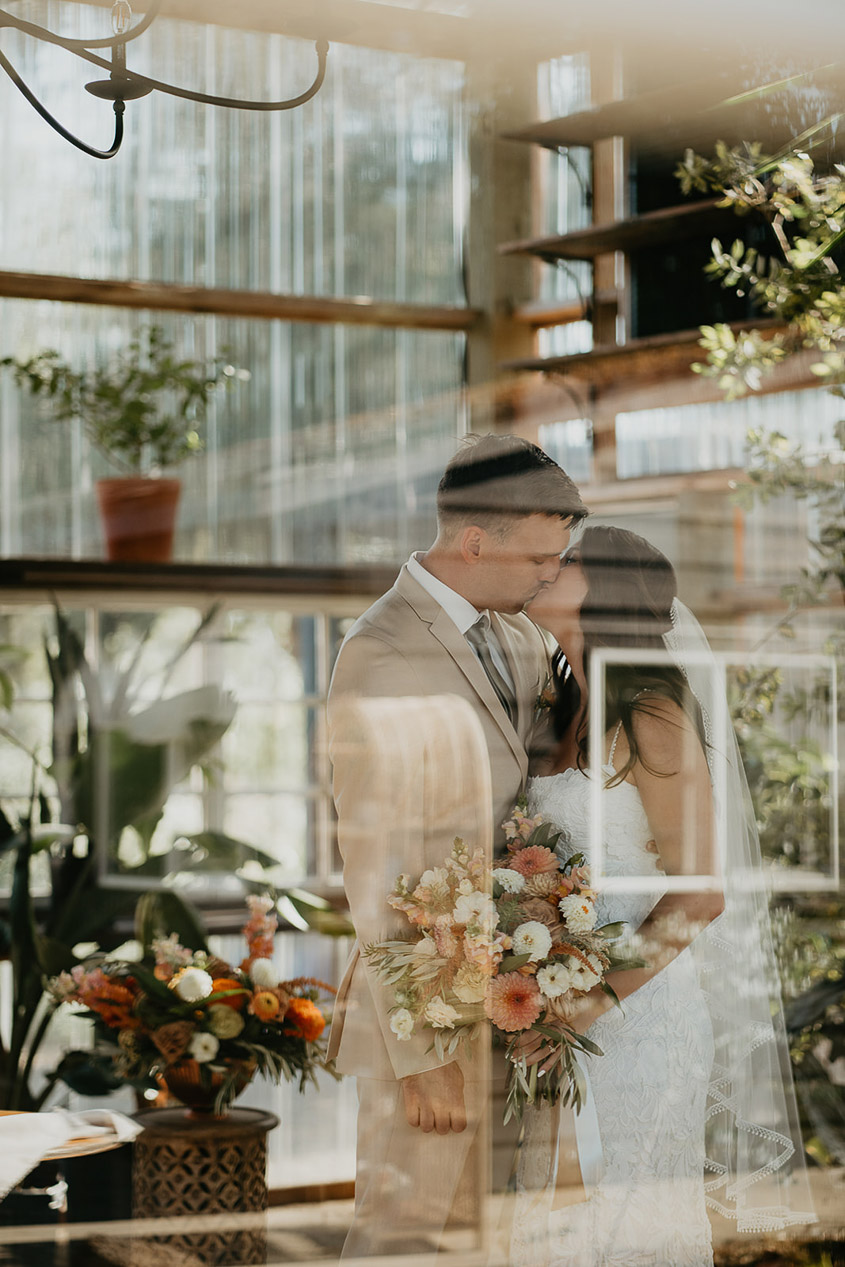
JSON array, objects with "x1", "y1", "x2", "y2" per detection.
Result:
[
  {"x1": 162, "y1": 1057, "x2": 256, "y2": 1118},
  {"x1": 96, "y1": 477, "x2": 181, "y2": 563}
]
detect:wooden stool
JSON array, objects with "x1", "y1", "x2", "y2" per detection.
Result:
[{"x1": 132, "y1": 1107, "x2": 278, "y2": 1266}]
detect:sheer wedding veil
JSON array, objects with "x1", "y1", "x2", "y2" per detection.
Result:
[{"x1": 664, "y1": 598, "x2": 815, "y2": 1231}]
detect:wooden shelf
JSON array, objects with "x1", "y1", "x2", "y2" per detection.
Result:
[
  {"x1": 504, "y1": 78, "x2": 730, "y2": 150},
  {"x1": 0, "y1": 558, "x2": 397, "y2": 602},
  {"x1": 504, "y1": 67, "x2": 843, "y2": 158},
  {"x1": 501, "y1": 318, "x2": 785, "y2": 386},
  {"x1": 499, "y1": 199, "x2": 729, "y2": 261}
]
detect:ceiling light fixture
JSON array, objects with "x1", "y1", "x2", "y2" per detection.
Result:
[{"x1": 0, "y1": 0, "x2": 329, "y2": 160}]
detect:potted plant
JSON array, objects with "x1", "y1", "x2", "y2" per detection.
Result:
[{"x1": 1, "y1": 326, "x2": 247, "y2": 562}]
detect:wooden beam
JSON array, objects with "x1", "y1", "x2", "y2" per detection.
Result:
[
  {"x1": 511, "y1": 298, "x2": 588, "y2": 327},
  {"x1": 499, "y1": 199, "x2": 729, "y2": 262},
  {"x1": 580, "y1": 466, "x2": 744, "y2": 507},
  {"x1": 0, "y1": 558, "x2": 398, "y2": 606},
  {"x1": 501, "y1": 318, "x2": 786, "y2": 385},
  {"x1": 80, "y1": 0, "x2": 579, "y2": 63},
  {"x1": 0, "y1": 270, "x2": 479, "y2": 333},
  {"x1": 504, "y1": 65, "x2": 843, "y2": 159},
  {"x1": 81, "y1": 0, "x2": 474, "y2": 60}
]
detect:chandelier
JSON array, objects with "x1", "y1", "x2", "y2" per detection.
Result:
[{"x1": 0, "y1": 0, "x2": 329, "y2": 159}]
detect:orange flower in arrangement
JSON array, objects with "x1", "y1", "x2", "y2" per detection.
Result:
[
  {"x1": 48, "y1": 895, "x2": 336, "y2": 1117},
  {"x1": 251, "y1": 990, "x2": 282, "y2": 1021},
  {"x1": 240, "y1": 894, "x2": 278, "y2": 972},
  {"x1": 89, "y1": 980, "x2": 141, "y2": 1029},
  {"x1": 211, "y1": 977, "x2": 248, "y2": 1010},
  {"x1": 284, "y1": 997, "x2": 326, "y2": 1042}
]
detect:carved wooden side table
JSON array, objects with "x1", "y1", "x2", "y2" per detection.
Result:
[{"x1": 132, "y1": 1107, "x2": 279, "y2": 1266}]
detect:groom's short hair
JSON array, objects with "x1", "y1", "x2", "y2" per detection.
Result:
[{"x1": 437, "y1": 434, "x2": 588, "y2": 535}]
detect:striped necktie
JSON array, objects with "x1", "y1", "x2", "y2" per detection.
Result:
[{"x1": 465, "y1": 615, "x2": 517, "y2": 722}]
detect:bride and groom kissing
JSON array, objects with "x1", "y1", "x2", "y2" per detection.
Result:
[{"x1": 326, "y1": 434, "x2": 812, "y2": 1264}]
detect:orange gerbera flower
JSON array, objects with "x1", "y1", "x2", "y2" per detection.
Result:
[
  {"x1": 210, "y1": 977, "x2": 248, "y2": 1010},
  {"x1": 484, "y1": 972, "x2": 542, "y2": 1032},
  {"x1": 284, "y1": 997, "x2": 326, "y2": 1042}
]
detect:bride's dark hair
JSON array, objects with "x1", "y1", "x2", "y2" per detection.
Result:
[{"x1": 551, "y1": 525, "x2": 706, "y2": 784}]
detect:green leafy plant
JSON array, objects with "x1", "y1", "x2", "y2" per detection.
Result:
[
  {"x1": 680, "y1": 134, "x2": 845, "y2": 1167},
  {"x1": 0, "y1": 603, "x2": 352, "y2": 1110},
  {"x1": 676, "y1": 137, "x2": 845, "y2": 397},
  {"x1": 1, "y1": 326, "x2": 248, "y2": 476},
  {"x1": 0, "y1": 605, "x2": 237, "y2": 1109}
]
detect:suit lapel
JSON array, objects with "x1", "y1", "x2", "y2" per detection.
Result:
[
  {"x1": 429, "y1": 609, "x2": 528, "y2": 775},
  {"x1": 395, "y1": 566, "x2": 530, "y2": 776}
]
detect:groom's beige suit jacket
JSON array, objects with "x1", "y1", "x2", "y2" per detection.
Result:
[{"x1": 326, "y1": 562, "x2": 552, "y2": 1082}]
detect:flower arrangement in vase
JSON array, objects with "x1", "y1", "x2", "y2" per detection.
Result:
[{"x1": 49, "y1": 895, "x2": 336, "y2": 1116}]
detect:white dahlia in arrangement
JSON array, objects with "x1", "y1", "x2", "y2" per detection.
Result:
[
  {"x1": 559, "y1": 892, "x2": 597, "y2": 932},
  {"x1": 170, "y1": 966, "x2": 214, "y2": 1002},
  {"x1": 492, "y1": 867, "x2": 525, "y2": 894},
  {"x1": 511, "y1": 920, "x2": 553, "y2": 962}
]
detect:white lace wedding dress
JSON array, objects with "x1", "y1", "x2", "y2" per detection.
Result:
[{"x1": 514, "y1": 741, "x2": 715, "y2": 1267}]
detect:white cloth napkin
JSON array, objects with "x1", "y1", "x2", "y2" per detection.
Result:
[{"x1": 0, "y1": 1108, "x2": 143, "y2": 1201}]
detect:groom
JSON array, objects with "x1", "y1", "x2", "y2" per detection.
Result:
[{"x1": 327, "y1": 434, "x2": 587, "y2": 1256}]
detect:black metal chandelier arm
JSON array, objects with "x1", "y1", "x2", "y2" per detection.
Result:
[
  {"x1": 120, "y1": 37, "x2": 329, "y2": 110},
  {"x1": 0, "y1": 0, "x2": 163, "y2": 53},
  {"x1": 0, "y1": 45, "x2": 124, "y2": 158}
]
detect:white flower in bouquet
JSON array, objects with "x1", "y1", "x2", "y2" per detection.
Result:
[
  {"x1": 249, "y1": 957, "x2": 278, "y2": 988},
  {"x1": 452, "y1": 961, "x2": 489, "y2": 1003},
  {"x1": 415, "y1": 867, "x2": 451, "y2": 902},
  {"x1": 390, "y1": 1009, "x2": 415, "y2": 1041},
  {"x1": 457, "y1": 878, "x2": 474, "y2": 896},
  {"x1": 414, "y1": 936, "x2": 438, "y2": 957},
  {"x1": 492, "y1": 867, "x2": 525, "y2": 894},
  {"x1": 170, "y1": 966, "x2": 214, "y2": 1002},
  {"x1": 453, "y1": 889, "x2": 497, "y2": 929},
  {"x1": 512, "y1": 920, "x2": 553, "y2": 962},
  {"x1": 569, "y1": 952, "x2": 603, "y2": 991},
  {"x1": 559, "y1": 893, "x2": 597, "y2": 932},
  {"x1": 188, "y1": 1031, "x2": 220, "y2": 1063},
  {"x1": 424, "y1": 996, "x2": 460, "y2": 1029},
  {"x1": 536, "y1": 962, "x2": 574, "y2": 999}
]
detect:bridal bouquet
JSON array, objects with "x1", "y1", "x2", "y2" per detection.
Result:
[
  {"x1": 48, "y1": 895, "x2": 336, "y2": 1114},
  {"x1": 365, "y1": 799, "x2": 628, "y2": 1123}
]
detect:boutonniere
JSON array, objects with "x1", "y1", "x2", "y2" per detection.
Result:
[{"x1": 534, "y1": 672, "x2": 556, "y2": 718}]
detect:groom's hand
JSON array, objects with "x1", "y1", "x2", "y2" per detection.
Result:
[{"x1": 401, "y1": 1062, "x2": 466, "y2": 1135}]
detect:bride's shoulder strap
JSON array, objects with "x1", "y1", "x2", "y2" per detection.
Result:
[{"x1": 607, "y1": 719, "x2": 623, "y2": 767}]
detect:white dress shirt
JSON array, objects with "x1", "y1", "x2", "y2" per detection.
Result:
[{"x1": 406, "y1": 552, "x2": 516, "y2": 693}]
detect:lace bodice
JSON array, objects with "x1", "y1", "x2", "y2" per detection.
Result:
[{"x1": 528, "y1": 763, "x2": 667, "y2": 932}]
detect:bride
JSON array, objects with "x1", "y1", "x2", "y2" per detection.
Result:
[{"x1": 511, "y1": 525, "x2": 814, "y2": 1267}]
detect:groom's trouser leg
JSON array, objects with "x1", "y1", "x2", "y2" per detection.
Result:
[{"x1": 340, "y1": 1068, "x2": 488, "y2": 1260}]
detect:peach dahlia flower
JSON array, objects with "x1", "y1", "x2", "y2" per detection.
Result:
[{"x1": 484, "y1": 972, "x2": 542, "y2": 1032}]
